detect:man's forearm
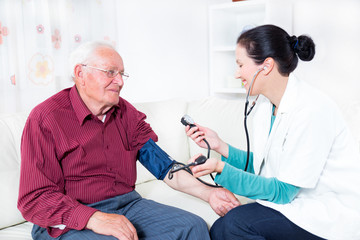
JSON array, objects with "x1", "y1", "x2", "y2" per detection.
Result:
[
  {"x1": 163, "y1": 168, "x2": 241, "y2": 217},
  {"x1": 163, "y1": 169, "x2": 212, "y2": 202}
]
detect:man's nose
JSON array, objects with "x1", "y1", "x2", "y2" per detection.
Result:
[{"x1": 112, "y1": 74, "x2": 124, "y2": 85}]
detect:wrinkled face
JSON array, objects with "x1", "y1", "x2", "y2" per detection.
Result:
[
  {"x1": 235, "y1": 45, "x2": 263, "y2": 96},
  {"x1": 81, "y1": 47, "x2": 125, "y2": 109}
]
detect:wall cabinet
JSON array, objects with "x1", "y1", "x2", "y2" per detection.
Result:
[{"x1": 208, "y1": 0, "x2": 266, "y2": 96}]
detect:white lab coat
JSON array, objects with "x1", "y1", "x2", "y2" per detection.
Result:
[{"x1": 251, "y1": 74, "x2": 360, "y2": 239}]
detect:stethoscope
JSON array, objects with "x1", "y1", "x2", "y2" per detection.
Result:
[
  {"x1": 167, "y1": 67, "x2": 265, "y2": 185},
  {"x1": 168, "y1": 115, "x2": 222, "y2": 188},
  {"x1": 243, "y1": 67, "x2": 265, "y2": 171}
]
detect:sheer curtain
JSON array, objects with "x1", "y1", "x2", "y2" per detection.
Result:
[{"x1": 0, "y1": 0, "x2": 119, "y2": 113}]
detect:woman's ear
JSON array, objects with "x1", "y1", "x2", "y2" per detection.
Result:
[{"x1": 263, "y1": 57, "x2": 274, "y2": 75}]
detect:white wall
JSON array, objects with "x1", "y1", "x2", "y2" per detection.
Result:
[
  {"x1": 0, "y1": 0, "x2": 230, "y2": 114},
  {"x1": 4, "y1": 0, "x2": 359, "y2": 111},
  {"x1": 114, "y1": 0, "x2": 230, "y2": 103},
  {"x1": 266, "y1": 0, "x2": 360, "y2": 141},
  {"x1": 267, "y1": 0, "x2": 360, "y2": 105},
  {"x1": 115, "y1": 0, "x2": 360, "y2": 107}
]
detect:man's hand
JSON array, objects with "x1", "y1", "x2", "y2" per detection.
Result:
[
  {"x1": 86, "y1": 211, "x2": 138, "y2": 240},
  {"x1": 208, "y1": 188, "x2": 241, "y2": 217}
]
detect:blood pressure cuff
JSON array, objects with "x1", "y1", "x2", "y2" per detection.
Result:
[{"x1": 138, "y1": 138, "x2": 175, "y2": 180}]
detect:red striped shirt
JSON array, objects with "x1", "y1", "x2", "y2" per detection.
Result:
[{"x1": 17, "y1": 85, "x2": 157, "y2": 237}]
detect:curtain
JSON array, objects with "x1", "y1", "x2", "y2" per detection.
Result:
[{"x1": 0, "y1": 0, "x2": 119, "y2": 113}]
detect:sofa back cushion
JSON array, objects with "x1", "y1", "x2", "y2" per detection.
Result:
[
  {"x1": 0, "y1": 113, "x2": 29, "y2": 229},
  {"x1": 133, "y1": 99, "x2": 189, "y2": 184},
  {"x1": 187, "y1": 97, "x2": 252, "y2": 160}
]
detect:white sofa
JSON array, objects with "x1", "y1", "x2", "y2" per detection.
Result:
[
  {"x1": 0, "y1": 97, "x2": 253, "y2": 240},
  {"x1": 1, "y1": 96, "x2": 359, "y2": 239}
]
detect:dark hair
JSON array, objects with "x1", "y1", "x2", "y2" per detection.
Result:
[{"x1": 237, "y1": 24, "x2": 315, "y2": 76}]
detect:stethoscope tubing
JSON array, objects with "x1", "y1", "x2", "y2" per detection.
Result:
[{"x1": 243, "y1": 68, "x2": 263, "y2": 171}]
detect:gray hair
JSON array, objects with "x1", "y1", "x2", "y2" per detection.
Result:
[{"x1": 68, "y1": 41, "x2": 116, "y2": 79}]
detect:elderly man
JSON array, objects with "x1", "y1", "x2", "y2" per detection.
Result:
[{"x1": 17, "y1": 41, "x2": 240, "y2": 240}]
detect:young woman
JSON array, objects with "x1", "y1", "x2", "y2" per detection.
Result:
[{"x1": 186, "y1": 25, "x2": 360, "y2": 239}]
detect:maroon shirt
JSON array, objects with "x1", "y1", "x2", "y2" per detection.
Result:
[{"x1": 17, "y1": 86, "x2": 157, "y2": 237}]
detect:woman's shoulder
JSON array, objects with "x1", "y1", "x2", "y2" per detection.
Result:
[{"x1": 295, "y1": 78, "x2": 339, "y2": 115}]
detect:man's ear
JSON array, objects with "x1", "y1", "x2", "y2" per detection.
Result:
[{"x1": 74, "y1": 64, "x2": 85, "y2": 86}]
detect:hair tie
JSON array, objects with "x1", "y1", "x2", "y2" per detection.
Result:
[{"x1": 294, "y1": 40, "x2": 299, "y2": 50}]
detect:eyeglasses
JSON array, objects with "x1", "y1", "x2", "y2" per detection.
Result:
[{"x1": 82, "y1": 64, "x2": 129, "y2": 80}]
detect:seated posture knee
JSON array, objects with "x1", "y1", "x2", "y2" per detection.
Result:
[
  {"x1": 180, "y1": 214, "x2": 209, "y2": 240},
  {"x1": 210, "y1": 204, "x2": 263, "y2": 240}
]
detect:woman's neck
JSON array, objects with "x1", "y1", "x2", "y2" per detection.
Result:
[{"x1": 263, "y1": 73, "x2": 289, "y2": 114}]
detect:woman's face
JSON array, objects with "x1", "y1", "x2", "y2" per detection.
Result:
[{"x1": 235, "y1": 45, "x2": 264, "y2": 95}]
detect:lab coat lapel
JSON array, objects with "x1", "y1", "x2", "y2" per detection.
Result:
[
  {"x1": 252, "y1": 95, "x2": 272, "y2": 174},
  {"x1": 263, "y1": 114, "x2": 281, "y2": 164},
  {"x1": 256, "y1": 74, "x2": 299, "y2": 175}
]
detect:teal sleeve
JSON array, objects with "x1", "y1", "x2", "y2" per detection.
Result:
[
  {"x1": 215, "y1": 163, "x2": 300, "y2": 204},
  {"x1": 221, "y1": 144, "x2": 254, "y2": 173}
]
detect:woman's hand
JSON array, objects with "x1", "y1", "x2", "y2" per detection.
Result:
[
  {"x1": 185, "y1": 124, "x2": 228, "y2": 156},
  {"x1": 188, "y1": 154, "x2": 225, "y2": 178}
]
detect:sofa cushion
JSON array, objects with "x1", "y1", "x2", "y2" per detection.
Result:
[
  {"x1": 133, "y1": 99, "x2": 188, "y2": 184},
  {"x1": 0, "y1": 221, "x2": 33, "y2": 239},
  {"x1": 0, "y1": 113, "x2": 29, "y2": 229}
]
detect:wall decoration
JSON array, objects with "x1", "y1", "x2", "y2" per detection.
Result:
[
  {"x1": 36, "y1": 24, "x2": 44, "y2": 34},
  {"x1": 10, "y1": 75, "x2": 16, "y2": 85},
  {"x1": 74, "y1": 34, "x2": 81, "y2": 43},
  {"x1": 0, "y1": 0, "x2": 119, "y2": 113},
  {"x1": 52, "y1": 29, "x2": 61, "y2": 49},
  {"x1": 28, "y1": 53, "x2": 54, "y2": 86},
  {"x1": 0, "y1": 21, "x2": 9, "y2": 44}
]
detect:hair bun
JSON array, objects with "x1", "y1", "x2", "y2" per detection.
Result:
[
  {"x1": 289, "y1": 35, "x2": 298, "y2": 51},
  {"x1": 294, "y1": 35, "x2": 316, "y2": 61}
]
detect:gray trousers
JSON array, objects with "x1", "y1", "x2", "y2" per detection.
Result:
[{"x1": 32, "y1": 190, "x2": 210, "y2": 240}]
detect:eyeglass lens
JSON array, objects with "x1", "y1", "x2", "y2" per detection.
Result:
[{"x1": 107, "y1": 70, "x2": 128, "y2": 80}]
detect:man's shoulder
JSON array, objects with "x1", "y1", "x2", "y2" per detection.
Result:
[
  {"x1": 116, "y1": 97, "x2": 149, "y2": 126},
  {"x1": 118, "y1": 97, "x2": 139, "y2": 114},
  {"x1": 29, "y1": 88, "x2": 72, "y2": 123}
]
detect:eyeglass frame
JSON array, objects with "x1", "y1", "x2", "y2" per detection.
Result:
[{"x1": 81, "y1": 64, "x2": 129, "y2": 80}]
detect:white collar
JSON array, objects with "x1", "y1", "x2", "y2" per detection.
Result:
[{"x1": 277, "y1": 74, "x2": 300, "y2": 115}]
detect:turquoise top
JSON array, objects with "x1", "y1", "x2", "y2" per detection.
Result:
[
  {"x1": 269, "y1": 105, "x2": 276, "y2": 134},
  {"x1": 215, "y1": 106, "x2": 300, "y2": 204}
]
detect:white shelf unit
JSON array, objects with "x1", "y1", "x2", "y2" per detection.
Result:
[{"x1": 209, "y1": 1, "x2": 266, "y2": 96}]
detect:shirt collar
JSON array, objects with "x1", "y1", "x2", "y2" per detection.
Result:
[
  {"x1": 70, "y1": 85, "x2": 92, "y2": 125},
  {"x1": 277, "y1": 73, "x2": 299, "y2": 114},
  {"x1": 70, "y1": 85, "x2": 121, "y2": 125}
]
